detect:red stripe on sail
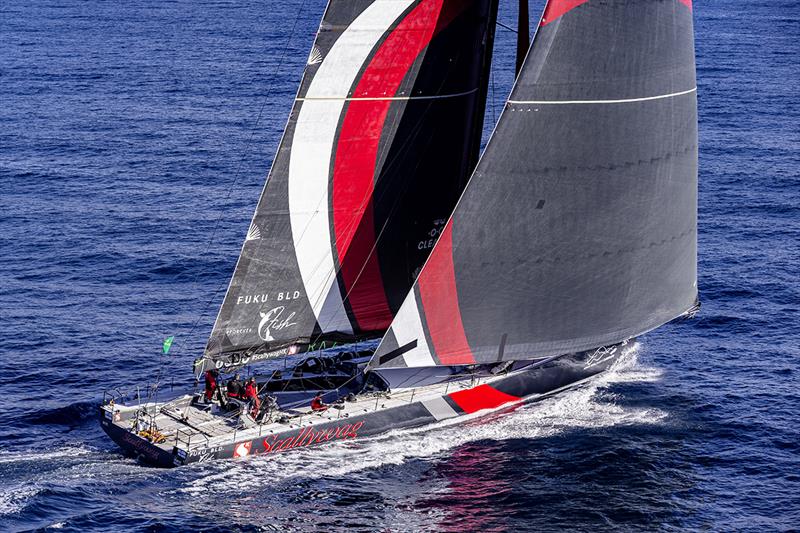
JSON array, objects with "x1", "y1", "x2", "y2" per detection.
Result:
[
  {"x1": 540, "y1": 0, "x2": 589, "y2": 26},
  {"x1": 332, "y1": 0, "x2": 466, "y2": 331},
  {"x1": 677, "y1": 0, "x2": 692, "y2": 10},
  {"x1": 448, "y1": 384, "x2": 520, "y2": 414},
  {"x1": 417, "y1": 224, "x2": 474, "y2": 364}
]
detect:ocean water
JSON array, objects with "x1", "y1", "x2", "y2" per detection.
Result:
[{"x1": 1, "y1": 0, "x2": 798, "y2": 531}]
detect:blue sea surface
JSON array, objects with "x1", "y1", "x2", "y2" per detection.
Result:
[{"x1": 1, "y1": 0, "x2": 798, "y2": 531}]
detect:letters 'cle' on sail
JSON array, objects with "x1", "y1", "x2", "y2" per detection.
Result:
[
  {"x1": 371, "y1": 0, "x2": 698, "y2": 370},
  {"x1": 198, "y1": 0, "x2": 499, "y2": 374}
]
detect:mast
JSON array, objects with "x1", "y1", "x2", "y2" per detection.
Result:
[
  {"x1": 196, "y1": 0, "x2": 499, "y2": 375},
  {"x1": 515, "y1": 0, "x2": 529, "y2": 76},
  {"x1": 371, "y1": 0, "x2": 698, "y2": 371}
]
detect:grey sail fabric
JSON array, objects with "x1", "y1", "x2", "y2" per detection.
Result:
[
  {"x1": 371, "y1": 0, "x2": 698, "y2": 370},
  {"x1": 196, "y1": 0, "x2": 498, "y2": 375}
]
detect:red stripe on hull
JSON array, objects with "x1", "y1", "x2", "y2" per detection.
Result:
[
  {"x1": 417, "y1": 224, "x2": 474, "y2": 364},
  {"x1": 678, "y1": 0, "x2": 692, "y2": 10},
  {"x1": 449, "y1": 384, "x2": 521, "y2": 414},
  {"x1": 540, "y1": 0, "x2": 589, "y2": 26},
  {"x1": 332, "y1": 0, "x2": 446, "y2": 332}
]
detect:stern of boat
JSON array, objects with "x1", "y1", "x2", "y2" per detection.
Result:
[{"x1": 99, "y1": 399, "x2": 183, "y2": 468}]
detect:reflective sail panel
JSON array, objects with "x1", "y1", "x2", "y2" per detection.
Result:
[
  {"x1": 201, "y1": 0, "x2": 498, "y2": 373},
  {"x1": 373, "y1": 0, "x2": 698, "y2": 369}
]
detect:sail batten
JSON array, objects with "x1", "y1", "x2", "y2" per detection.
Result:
[
  {"x1": 199, "y1": 0, "x2": 499, "y2": 375},
  {"x1": 507, "y1": 87, "x2": 697, "y2": 105},
  {"x1": 371, "y1": 0, "x2": 698, "y2": 370}
]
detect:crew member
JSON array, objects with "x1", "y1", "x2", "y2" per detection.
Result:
[
  {"x1": 204, "y1": 369, "x2": 219, "y2": 402},
  {"x1": 311, "y1": 392, "x2": 328, "y2": 412},
  {"x1": 244, "y1": 377, "x2": 260, "y2": 418},
  {"x1": 261, "y1": 394, "x2": 278, "y2": 422},
  {"x1": 227, "y1": 373, "x2": 243, "y2": 399}
]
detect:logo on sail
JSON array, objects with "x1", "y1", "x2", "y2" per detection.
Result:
[
  {"x1": 257, "y1": 306, "x2": 298, "y2": 341},
  {"x1": 246, "y1": 223, "x2": 261, "y2": 241},
  {"x1": 307, "y1": 45, "x2": 323, "y2": 65},
  {"x1": 417, "y1": 218, "x2": 447, "y2": 250}
]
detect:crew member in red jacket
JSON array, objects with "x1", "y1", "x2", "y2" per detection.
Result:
[
  {"x1": 311, "y1": 392, "x2": 328, "y2": 412},
  {"x1": 204, "y1": 369, "x2": 219, "y2": 402},
  {"x1": 244, "y1": 377, "x2": 260, "y2": 419}
]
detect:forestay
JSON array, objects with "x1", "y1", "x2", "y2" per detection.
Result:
[
  {"x1": 197, "y1": 0, "x2": 498, "y2": 375},
  {"x1": 371, "y1": 0, "x2": 698, "y2": 370}
]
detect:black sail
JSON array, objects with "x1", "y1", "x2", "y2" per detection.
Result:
[
  {"x1": 198, "y1": 0, "x2": 498, "y2": 374},
  {"x1": 372, "y1": 0, "x2": 698, "y2": 370}
]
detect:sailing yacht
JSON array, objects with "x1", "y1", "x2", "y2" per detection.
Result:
[{"x1": 101, "y1": 0, "x2": 698, "y2": 467}]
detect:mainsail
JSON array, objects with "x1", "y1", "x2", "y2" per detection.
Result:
[
  {"x1": 371, "y1": 0, "x2": 698, "y2": 370},
  {"x1": 198, "y1": 0, "x2": 498, "y2": 374}
]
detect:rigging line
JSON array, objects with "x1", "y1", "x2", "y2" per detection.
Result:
[
  {"x1": 302, "y1": 77, "x2": 459, "y2": 338},
  {"x1": 304, "y1": 60, "x2": 484, "y2": 340},
  {"x1": 239, "y1": 68, "x2": 479, "y2": 354},
  {"x1": 346, "y1": 82, "x2": 454, "y2": 265},
  {"x1": 490, "y1": 57, "x2": 497, "y2": 126},
  {"x1": 173, "y1": 0, "x2": 310, "y2": 360},
  {"x1": 288, "y1": 101, "x2": 439, "y2": 329},
  {"x1": 507, "y1": 87, "x2": 697, "y2": 105},
  {"x1": 495, "y1": 20, "x2": 518, "y2": 33},
  {"x1": 314, "y1": 98, "x2": 439, "y2": 337},
  {"x1": 315, "y1": 73, "x2": 468, "y2": 338},
  {"x1": 257, "y1": 359, "x2": 363, "y2": 398},
  {"x1": 292, "y1": 193, "x2": 342, "y2": 315}
]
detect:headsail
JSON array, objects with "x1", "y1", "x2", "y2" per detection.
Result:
[
  {"x1": 371, "y1": 0, "x2": 698, "y2": 370},
  {"x1": 198, "y1": 0, "x2": 498, "y2": 374}
]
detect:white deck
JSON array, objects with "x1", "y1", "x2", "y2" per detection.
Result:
[{"x1": 105, "y1": 372, "x2": 504, "y2": 453}]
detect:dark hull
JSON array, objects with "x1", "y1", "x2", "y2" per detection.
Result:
[
  {"x1": 100, "y1": 413, "x2": 177, "y2": 467},
  {"x1": 102, "y1": 347, "x2": 623, "y2": 467}
]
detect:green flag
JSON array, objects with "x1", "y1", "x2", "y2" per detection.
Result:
[{"x1": 162, "y1": 336, "x2": 175, "y2": 355}]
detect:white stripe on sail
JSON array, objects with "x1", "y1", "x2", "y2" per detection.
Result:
[
  {"x1": 507, "y1": 87, "x2": 697, "y2": 105},
  {"x1": 288, "y1": 0, "x2": 416, "y2": 333},
  {"x1": 391, "y1": 291, "x2": 436, "y2": 367}
]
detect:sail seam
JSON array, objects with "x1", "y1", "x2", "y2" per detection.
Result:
[
  {"x1": 497, "y1": 142, "x2": 697, "y2": 175},
  {"x1": 297, "y1": 87, "x2": 479, "y2": 102},
  {"x1": 526, "y1": 227, "x2": 695, "y2": 265},
  {"x1": 507, "y1": 87, "x2": 696, "y2": 105}
]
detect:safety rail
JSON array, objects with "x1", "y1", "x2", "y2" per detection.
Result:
[
  {"x1": 174, "y1": 427, "x2": 210, "y2": 450},
  {"x1": 102, "y1": 377, "x2": 189, "y2": 407}
]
